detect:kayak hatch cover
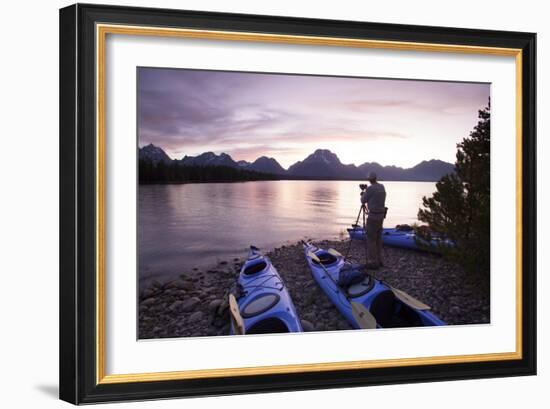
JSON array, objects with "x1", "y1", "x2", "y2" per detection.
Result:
[{"x1": 230, "y1": 246, "x2": 303, "y2": 335}]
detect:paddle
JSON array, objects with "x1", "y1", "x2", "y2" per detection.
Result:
[
  {"x1": 307, "y1": 251, "x2": 377, "y2": 330},
  {"x1": 388, "y1": 286, "x2": 431, "y2": 310},
  {"x1": 329, "y1": 247, "x2": 431, "y2": 311},
  {"x1": 228, "y1": 293, "x2": 245, "y2": 335}
]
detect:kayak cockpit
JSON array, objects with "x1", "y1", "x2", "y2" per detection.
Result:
[
  {"x1": 311, "y1": 252, "x2": 338, "y2": 266},
  {"x1": 246, "y1": 317, "x2": 291, "y2": 334},
  {"x1": 243, "y1": 260, "x2": 268, "y2": 275},
  {"x1": 370, "y1": 290, "x2": 423, "y2": 328}
]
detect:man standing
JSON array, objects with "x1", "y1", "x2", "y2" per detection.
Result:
[{"x1": 360, "y1": 172, "x2": 387, "y2": 269}]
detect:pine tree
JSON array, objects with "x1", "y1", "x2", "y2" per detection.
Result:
[{"x1": 417, "y1": 100, "x2": 490, "y2": 274}]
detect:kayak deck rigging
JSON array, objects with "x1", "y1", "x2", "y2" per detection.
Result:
[
  {"x1": 303, "y1": 242, "x2": 445, "y2": 329},
  {"x1": 230, "y1": 246, "x2": 303, "y2": 335}
]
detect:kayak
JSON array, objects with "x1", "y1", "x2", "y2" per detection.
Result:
[
  {"x1": 347, "y1": 225, "x2": 454, "y2": 252},
  {"x1": 230, "y1": 246, "x2": 303, "y2": 335},
  {"x1": 303, "y1": 242, "x2": 445, "y2": 329}
]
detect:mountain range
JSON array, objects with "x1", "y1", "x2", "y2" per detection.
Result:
[{"x1": 139, "y1": 143, "x2": 454, "y2": 182}]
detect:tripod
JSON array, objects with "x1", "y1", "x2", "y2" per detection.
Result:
[{"x1": 345, "y1": 203, "x2": 388, "y2": 267}]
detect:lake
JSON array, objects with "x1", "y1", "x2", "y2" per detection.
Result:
[{"x1": 139, "y1": 180, "x2": 436, "y2": 285}]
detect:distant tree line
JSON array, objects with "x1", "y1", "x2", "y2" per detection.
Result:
[{"x1": 139, "y1": 159, "x2": 281, "y2": 183}]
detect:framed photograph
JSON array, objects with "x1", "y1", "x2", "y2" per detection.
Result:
[{"x1": 59, "y1": 3, "x2": 536, "y2": 404}]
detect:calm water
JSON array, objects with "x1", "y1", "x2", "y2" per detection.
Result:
[{"x1": 139, "y1": 180, "x2": 436, "y2": 285}]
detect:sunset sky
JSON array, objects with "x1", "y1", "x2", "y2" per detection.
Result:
[{"x1": 137, "y1": 67, "x2": 490, "y2": 169}]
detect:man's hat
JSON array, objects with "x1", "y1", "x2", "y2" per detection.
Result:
[{"x1": 367, "y1": 172, "x2": 377, "y2": 181}]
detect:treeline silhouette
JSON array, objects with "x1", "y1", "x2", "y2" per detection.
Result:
[{"x1": 139, "y1": 159, "x2": 280, "y2": 183}]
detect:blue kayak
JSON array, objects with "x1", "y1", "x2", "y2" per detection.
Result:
[
  {"x1": 303, "y1": 242, "x2": 445, "y2": 329},
  {"x1": 230, "y1": 246, "x2": 303, "y2": 335},
  {"x1": 347, "y1": 225, "x2": 454, "y2": 252}
]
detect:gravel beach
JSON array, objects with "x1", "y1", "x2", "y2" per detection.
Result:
[{"x1": 138, "y1": 239, "x2": 490, "y2": 339}]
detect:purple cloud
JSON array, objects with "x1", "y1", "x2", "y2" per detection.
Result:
[{"x1": 138, "y1": 67, "x2": 490, "y2": 168}]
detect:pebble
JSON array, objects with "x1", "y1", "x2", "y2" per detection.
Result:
[
  {"x1": 142, "y1": 288, "x2": 155, "y2": 299},
  {"x1": 301, "y1": 320, "x2": 314, "y2": 332},
  {"x1": 208, "y1": 299, "x2": 223, "y2": 314},
  {"x1": 179, "y1": 281, "x2": 194, "y2": 291},
  {"x1": 188, "y1": 311, "x2": 204, "y2": 323},
  {"x1": 181, "y1": 297, "x2": 200, "y2": 312},
  {"x1": 141, "y1": 297, "x2": 156, "y2": 307},
  {"x1": 302, "y1": 312, "x2": 316, "y2": 322},
  {"x1": 169, "y1": 300, "x2": 183, "y2": 311}
]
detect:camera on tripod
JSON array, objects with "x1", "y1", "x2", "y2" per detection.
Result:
[{"x1": 359, "y1": 183, "x2": 368, "y2": 191}]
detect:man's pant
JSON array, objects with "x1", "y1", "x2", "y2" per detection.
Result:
[{"x1": 365, "y1": 217, "x2": 384, "y2": 267}]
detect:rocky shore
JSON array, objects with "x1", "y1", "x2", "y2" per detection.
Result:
[{"x1": 138, "y1": 239, "x2": 490, "y2": 339}]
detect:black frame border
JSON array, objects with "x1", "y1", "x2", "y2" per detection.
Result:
[{"x1": 59, "y1": 3, "x2": 536, "y2": 404}]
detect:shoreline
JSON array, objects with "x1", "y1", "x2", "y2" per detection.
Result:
[
  {"x1": 138, "y1": 238, "x2": 489, "y2": 339},
  {"x1": 139, "y1": 178, "x2": 442, "y2": 185}
]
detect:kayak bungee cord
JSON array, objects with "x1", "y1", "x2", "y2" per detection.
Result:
[
  {"x1": 302, "y1": 240, "x2": 352, "y2": 308},
  {"x1": 317, "y1": 261, "x2": 363, "y2": 310},
  {"x1": 238, "y1": 274, "x2": 284, "y2": 299}
]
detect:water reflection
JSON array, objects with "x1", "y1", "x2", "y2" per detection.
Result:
[{"x1": 139, "y1": 180, "x2": 436, "y2": 285}]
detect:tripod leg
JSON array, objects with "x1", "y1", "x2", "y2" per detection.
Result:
[{"x1": 345, "y1": 204, "x2": 366, "y2": 262}]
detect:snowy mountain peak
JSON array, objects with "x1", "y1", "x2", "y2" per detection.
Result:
[
  {"x1": 306, "y1": 149, "x2": 342, "y2": 165},
  {"x1": 180, "y1": 151, "x2": 237, "y2": 168},
  {"x1": 139, "y1": 143, "x2": 172, "y2": 164}
]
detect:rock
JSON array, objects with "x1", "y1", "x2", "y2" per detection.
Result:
[
  {"x1": 208, "y1": 299, "x2": 223, "y2": 314},
  {"x1": 164, "y1": 280, "x2": 180, "y2": 289},
  {"x1": 142, "y1": 288, "x2": 155, "y2": 299},
  {"x1": 300, "y1": 320, "x2": 314, "y2": 332},
  {"x1": 302, "y1": 312, "x2": 316, "y2": 322},
  {"x1": 188, "y1": 311, "x2": 204, "y2": 323},
  {"x1": 141, "y1": 297, "x2": 156, "y2": 307},
  {"x1": 179, "y1": 280, "x2": 194, "y2": 291},
  {"x1": 337, "y1": 321, "x2": 350, "y2": 331},
  {"x1": 450, "y1": 306, "x2": 461, "y2": 315},
  {"x1": 319, "y1": 299, "x2": 332, "y2": 309},
  {"x1": 169, "y1": 300, "x2": 183, "y2": 311},
  {"x1": 315, "y1": 323, "x2": 326, "y2": 331},
  {"x1": 219, "y1": 260, "x2": 228, "y2": 265},
  {"x1": 181, "y1": 297, "x2": 200, "y2": 312},
  {"x1": 164, "y1": 289, "x2": 179, "y2": 297}
]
